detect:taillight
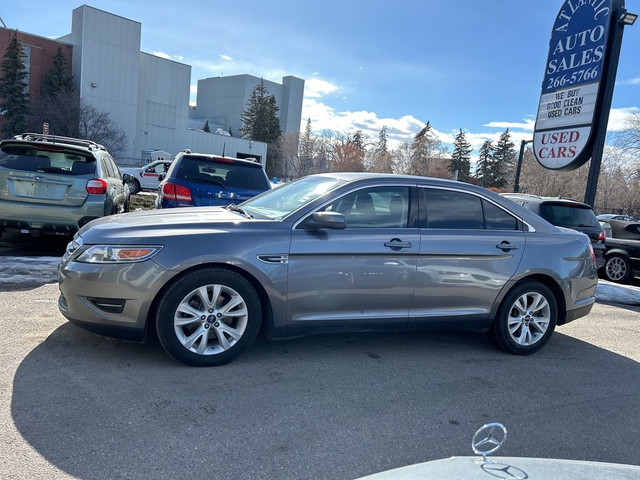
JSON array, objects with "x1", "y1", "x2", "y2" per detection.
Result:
[
  {"x1": 588, "y1": 243, "x2": 596, "y2": 264},
  {"x1": 86, "y1": 178, "x2": 107, "y2": 195},
  {"x1": 162, "y1": 182, "x2": 192, "y2": 202},
  {"x1": 597, "y1": 230, "x2": 606, "y2": 243}
]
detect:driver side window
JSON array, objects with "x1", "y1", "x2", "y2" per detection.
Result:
[{"x1": 323, "y1": 186, "x2": 410, "y2": 228}]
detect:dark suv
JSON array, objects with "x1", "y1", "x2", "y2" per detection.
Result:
[
  {"x1": 503, "y1": 193, "x2": 606, "y2": 269},
  {"x1": 0, "y1": 133, "x2": 129, "y2": 238},
  {"x1": 156, "y1": 150, "x2": 271, "y2": 208}
]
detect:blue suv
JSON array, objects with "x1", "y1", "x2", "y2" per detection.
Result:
[{"x1": 156, "y1": 151, "x2": 270, "y2": 208}]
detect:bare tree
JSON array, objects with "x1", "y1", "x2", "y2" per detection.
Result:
[{"x1": 78, "y1": 101, "x2": 127, "y2": 156}]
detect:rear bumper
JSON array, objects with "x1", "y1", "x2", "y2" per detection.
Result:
[
  {"x1": 0, "y1": 198, "x2": 107, "y2": 233},
  {"x1": 560, "y1": 297, "x2": 595, "y2": 325}
]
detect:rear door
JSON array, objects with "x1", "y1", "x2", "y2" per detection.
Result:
[{"x1": 411, "y1": 187, "x2": 525, "y2": 329}]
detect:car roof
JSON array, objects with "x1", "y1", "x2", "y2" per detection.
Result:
[
  {"x1": 179, "y1": 152, "x2": 263, "y2": 168},
  {"x1": 2, "y1": 133, "x2": 107, "y2": 154},
  {"x1": 502, "y1": 193, "x2": 592, "y2": 208}
]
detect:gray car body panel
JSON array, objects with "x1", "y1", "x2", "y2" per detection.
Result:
[{"x1": 58, "y1": 173, "x2": 597, "y2": 342}]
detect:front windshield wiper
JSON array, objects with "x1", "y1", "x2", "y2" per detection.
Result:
[{"x1": 226, "y1": 203, "x2": 253, "y2": 218}]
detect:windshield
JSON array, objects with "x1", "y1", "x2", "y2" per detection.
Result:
[
  {"x1": 540, "y1": 203, "x2": 601, "y2": 229},
  {"x1": 0, "y1": 144, "x2": 96, "y2": 175},
  {"x1": 241, "y1": 176, "x2": 346, "y2": 220}
]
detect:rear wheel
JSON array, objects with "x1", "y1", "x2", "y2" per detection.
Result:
[
  {"x1": 127, "y1": 178, "x2": 140, "y2": 195},
  {"x1": 156, "y1": 268, "x2": 262, "y2": 366},
  {"x1": 492, "y1": 281, "x2": 557, "y2": 355},
  {"x1": 603, "y1": 254, "x2": 633, "y2": 283}
]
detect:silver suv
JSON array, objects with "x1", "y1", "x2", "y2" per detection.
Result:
[{"x1": 0, "y1": 133, "x2": 129, "y2": 238}]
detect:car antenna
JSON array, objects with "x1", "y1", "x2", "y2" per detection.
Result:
[{"x1": 222, "y1": 143, "x2": 226, "y2": 157}]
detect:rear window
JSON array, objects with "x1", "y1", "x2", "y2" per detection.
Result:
[
  {"x1": 539, "y1": 203, "x2": 600, "y2": 229},
  {"x1": 0, "y1": 144, "x2": 96, "y2": 175},
  {"x1": 176, "y1": 157, "x2": 269, "y2": 190}
]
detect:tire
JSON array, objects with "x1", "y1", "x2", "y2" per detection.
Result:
[
  {"x1": 603, "y1": 254, "x2": 633, "y2": 283},
  {"x1": 127, "y1": 179, "x2": 140, "y2": 195},
  {"x1": 156, "y1": 268, "x2": 262, "y2": 366},
  {"x1": 492, "y1": 281, "x2": 557, "y2": 355}
]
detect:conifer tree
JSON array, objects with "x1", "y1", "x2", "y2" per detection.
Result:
[
  {"x1": 449, "y1": 129, "x2": 472, "y2": 182},
  {"x1": 475, "y1": 140, "x2": 493, "y2": 187},
  {"x1": 0, "y1": 31, "x2": 30, "y2": 137},
  {"x1": 240, "y1": 78, "x2": 281, "y2": 144},
  {"x1": 203, "y1": 119, "x2": 210, "y2": 132},
  {"x1": 491, "y1": 129, "x2": 516, "y2": 189},
  {"x1": 42, "y1": 45, "x2": 73, "y2": 98},
  {"x1": 409, "y1": 122, "x2": 442, "y2": 176}
]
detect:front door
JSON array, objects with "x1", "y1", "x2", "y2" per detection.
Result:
[{"x1": 287, "y1": 185, "x2": 419, "y2": 334}]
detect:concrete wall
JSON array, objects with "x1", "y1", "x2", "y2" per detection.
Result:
[
  {"x1": 196, "y1": 74, "x2": 304, "y2": 137},
  {"x1": 68, "y1": 6, "x2": 140, "y2": 157}
]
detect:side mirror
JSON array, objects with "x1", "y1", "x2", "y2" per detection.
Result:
[
  {"x1": 122, "y1": 173, "x2": 134, "y2": 183},
  {"x1": 158, "y1": 173, "x2": 165, "y2": 182},
  {"x1": 301, "y1": 211, "x2": 346, "y2": 230}
]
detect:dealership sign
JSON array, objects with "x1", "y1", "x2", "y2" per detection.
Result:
[{"x1": 533, "y1": 0, "x2": 612, "y2": 170}]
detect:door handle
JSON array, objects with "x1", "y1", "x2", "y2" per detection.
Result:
[
  {"x1": 384, "y1": 238, "x2": 412, "y2": 251},
  {"x1": 496, "y1": 241, "x2": 518, "y2": 252}
]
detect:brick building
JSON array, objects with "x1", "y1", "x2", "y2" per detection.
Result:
[{"x1": 0, "y1": 28, "x2": 72, "y2": 134}]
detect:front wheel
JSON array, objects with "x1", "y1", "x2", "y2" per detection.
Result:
[
  {"x1": 156, "y1": 268, "x2": 262, "y2": 366},
  {"x1": 603, "y1": 254, "x2": 633, "y2": 283},
  {"x1": 492, "y1": 281, "x2": 557, "y2": 355}
]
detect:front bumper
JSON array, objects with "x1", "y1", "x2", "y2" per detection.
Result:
[{"x1": 57, "y1": 257, "x2": 169, "y2": 340}]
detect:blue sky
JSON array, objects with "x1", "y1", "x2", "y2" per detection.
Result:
[{"x1": 5, "y1": 1, "x2": 640, "y2": 152}]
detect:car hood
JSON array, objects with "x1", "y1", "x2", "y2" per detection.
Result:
[
  {"x1": 357, "y1": 456, "x2": 640, "y2": 480},
  {"x1": 77, "y1": 206, "x2": 268, "y2": 243}
]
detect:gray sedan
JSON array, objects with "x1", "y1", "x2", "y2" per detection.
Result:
[{"x1": 58, "y1": 173, "x2": 598, "y2": 366}]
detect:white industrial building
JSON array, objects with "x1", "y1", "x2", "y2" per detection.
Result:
[{"x1": 55, "y1": 5, "x2": 303, "y2": 166}]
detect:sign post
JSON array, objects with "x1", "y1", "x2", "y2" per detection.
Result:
[{"x1": 532, "y1": 0, "x2": 634, "y2": 206}]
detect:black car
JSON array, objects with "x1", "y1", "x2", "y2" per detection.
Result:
[
  {"x1": 599, "y1": 219, "x2": 640, "y2": 283},
  {"x1": 503, "y1": 193, "x2": 606, "y2": 269}
]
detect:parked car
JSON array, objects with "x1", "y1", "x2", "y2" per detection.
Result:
[
  {"x1": 58, "y1": 173, "x2": 598, "y2": 366},
  {"x1": 0, "y1": 133, "x2": 129, "y2": 239},
  {"x1": 357, "y1": 422, "x2": 640, "y2": 479},
  {"x1": 599, "y1": 218, "x2": 640, "y2": 283},
  {"x1": 155, "y1": 150, "x2": 270, "y2": 208},
  {"x1": 502, "y1": 193, "x2": 606, "y2": 269},
  {"x1": 597, "y1": 213, "x2": 638, "y2": 222},
  {"x1": 120, "y1": 159, "x2": 172, "y2": 194}
]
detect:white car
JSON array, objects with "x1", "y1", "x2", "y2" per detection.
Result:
[{"x1": 120, "y1": 160, "x2": 172, "y2": 194}]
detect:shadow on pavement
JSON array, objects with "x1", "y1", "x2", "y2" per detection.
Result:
[{"x1": 11, "y1": 320, "x2": 640, "y2": 479}]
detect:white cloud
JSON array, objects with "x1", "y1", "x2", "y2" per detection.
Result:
[
  {"x1": 617, "y1": 76, "x2": 640, "y2": 86},
  {"x1": 304, "y1": 78, "x2": 338, "y2": 98},
  {"x1": 607, "y1": 107, "x2": 639, "y2": 131},
  {"x1": 220, "y1": 54, "x2": 232, "y2": 61},
  {"x1": 152, "y1": 51, "x2": 171, "y2": 60}
]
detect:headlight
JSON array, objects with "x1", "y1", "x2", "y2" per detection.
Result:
[{"x1": 76, "y1": 245, "x2": 163, "y2": 263}]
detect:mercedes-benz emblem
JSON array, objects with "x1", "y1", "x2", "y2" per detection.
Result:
[{"x1": 472, "y1": 422, "x2": 507, "y2": 463}]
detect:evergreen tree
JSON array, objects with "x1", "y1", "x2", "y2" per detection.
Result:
[
  {"x1": 203, "y1": 120, "x2": 210, "y2": 132},
  {"x1": 298, "y1": 118, "x2": 315, "y2": 175},
  {"x1": 449, "y1": 129, "x2": 472, "y2": 182},
  {"x1": 369, "y1": 126, "x2": 394, "y2": 173},
  {"x1": 240, "y1": 79, "x2": 282, "y2": 177},
  {"x1": 0, "y1": 31, "x2": 30, "y2": 137},
  {"x1": 491, "y1": 129, "x2": 516, "y2": 189},
  {"x1": 475, "y1": 140, "x2": 493, "y2": 187},
  {"x1": 409, "y1": 122, "x2": 442, "y2": 176},
  {"x1": 239, "y1": 78, "x2": 282, "y2": 144},
  {"x1": 42, "y1": 45, "x2": 73, "y2": 98}
]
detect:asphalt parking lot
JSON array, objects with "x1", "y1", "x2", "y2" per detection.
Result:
[{"x1": 1, "y1": 275, "x2": 639, "y2": 479}]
